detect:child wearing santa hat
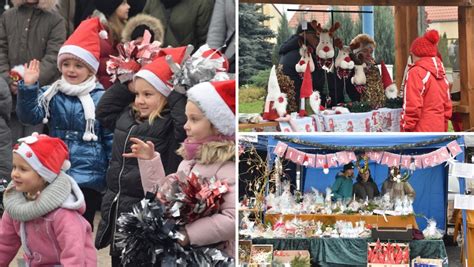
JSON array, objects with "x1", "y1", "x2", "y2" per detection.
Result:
[
  {"x1": 0, "y1": 133, "x2": 96, "y2": 266},
  {"x1": 16, "y1": 18, "x2": 113, "y2": 229},
  {"x1": 94, "y1": 47, "x2": 188, "y2": 266},
  {"x1": 122, "y1": 80, "x2": 236, "y2": 260},
  {"x1": 401, "y1": 29, "x2": 452, "y2": 132}
]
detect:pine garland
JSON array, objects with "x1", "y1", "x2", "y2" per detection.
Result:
[
  {"x1": 385, "y1": 97, "x2": 404, "y2": 109},
  {"x1": 276, "y1": 65, "x2": 298, "y2": 113},
  {"x1": 275, "y1": 135, "x2": 459, "y2": 152},
  {"x1": 344, "y1": 101, "x2": 372, "y2": 113}
]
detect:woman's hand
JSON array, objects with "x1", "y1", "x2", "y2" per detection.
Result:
[
  {"x1": 122, "y1": 137, "x2": 156, "y2": 160},
  {"x1": 23, "y1": 59, "x2": 40, "y2": 86}
]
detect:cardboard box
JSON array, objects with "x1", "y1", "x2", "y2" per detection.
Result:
[
  {"x1": 239, "y1": 240, "x2": 252, "y2": 264},
  {"x1": 250, "y1": 244, "x2": 273, "y2": 265},
  {"x1": 367, "y1": 242, "x2": 410, "y2": 265},
  {"x1": 273, "y1": 250, "x2": 310, "y2": 264},
  {"x1": 411, "y1": 256, "x2": 443, "y2": 267}
]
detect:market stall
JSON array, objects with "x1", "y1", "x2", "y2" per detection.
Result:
[
  {"x1": 240, "y1": 0, "x2": 474, "y2": 131},
  {"x1": 239, "y1": 134, "x2": 466, "y2": 266}
]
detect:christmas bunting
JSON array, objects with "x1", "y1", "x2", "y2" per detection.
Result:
[{"x1": 271, "y1": 139, "x2": 463, "y2": 171}]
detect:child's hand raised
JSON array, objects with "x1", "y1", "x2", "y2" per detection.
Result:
[
  {"x1": 122, "y1": 137, "x2": 156, "y2": 160},
  {"x1": 23, "y1": 59, "x2": 40, "y2": 86}
]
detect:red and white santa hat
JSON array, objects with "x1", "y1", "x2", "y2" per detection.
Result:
[
  {"x1": 134, "y1": 46, "x2": 188, "y2": 96},
  {"x1": 57, "y1": 17, "x2": 108, "y2": 73},
  {"x1": 186, "y1": 80, "x2": 235, "y2": 136},
  {"x1": 13, "y1": 133, "x2": 70, "y2": 183},
  {"x1": 380, "y1": 61, "x2": 398, "y2": 99}
]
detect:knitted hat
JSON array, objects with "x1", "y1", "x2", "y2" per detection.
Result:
[
  {"x1": 343, "y1": 162, "x2": 354, "y2": 172},
  {"x1": 58, "y1": 17, "x2": 108, "y2": 73},
  {"x1": 94, "y1": 0, "x2": 123, "y2": 17},
  {"x1": 134, "y1": 46, "x2": 188, "y2": 96},
  {"x1": 410, "y1": 30, "x2": 440, "y2": 57},
  {"x1": 13, "y1": 133, "x2": 70, "y2": 183},
  {"x1": 380, "y1": 61, "x2": 398, "y2": 99},
  {"x1": 186, "y1": 80, "x2": 235, "y2": 136},
  {"x1": 263, "y1": 65, "x2": 287, "y2": 121}
]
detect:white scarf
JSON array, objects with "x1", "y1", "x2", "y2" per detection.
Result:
[{"x1": 38, "y1": 76, "x2": 98, "y2": 141}]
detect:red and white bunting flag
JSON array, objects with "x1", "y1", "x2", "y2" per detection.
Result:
[
  {"x1": 381, "y1": 152, "x2": 400, "y2": 167},
  {"x1": 273, "y1": 141, "x2": 288, "y2": 157},
  {"x1": 421, "y1": 153, "x2": 432, "y2": 168},
  {"x1": 306, "y1": 153, "x2": 316, "y2": 167},
  {"x1": 347, "y1": 151, "x2": 357, "y2": 161},
  {"x1": 438, "y1": 147, "x2": 451, "y2": 162},
  {"x1": 315, "y1": 154, "x2": 327, "y2": 168},
  {"x1": 336, "y1": 151, "x2": 349, "y2": 165},
  {"x1": 447, "y1": 140, "x2": 462, "y2": 157},
  {"x1": 368, "y1": 151, "x2": 383, "y2": 163},
  {"x1": 431, "y1": 149, "x2": 443, "y2": 166},
  {"x1": 400, "y1": 155, "x2": 412, "y2": 169},
  {"x1": 413, "y1": 155, "x2": 423, "y2": 169},
  {"x1": 285, "y1": 147, "x2": 296, "y2": 161},
  {"x1": 294, "y1": 149, "x2": 305, "y2": 165},
  {"x1": 326, "y1": 153, "x2": 338, "y2": 167}
]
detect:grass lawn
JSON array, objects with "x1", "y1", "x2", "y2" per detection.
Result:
[{"x1": 239, "y1": 100, "x2": 264, "y2": 114}]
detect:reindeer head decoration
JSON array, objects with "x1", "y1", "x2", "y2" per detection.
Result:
[
  {"x1": 335, "y1": 45, "x2": 355, "y2": 70},
  {"x1": 315, "y1": 22, "x2": 341, "y2": 60}
]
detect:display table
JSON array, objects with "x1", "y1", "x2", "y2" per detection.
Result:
[
  {"x1": 283, "y1": 108, "x2": 402, "y2": 132},
  {"x1": 251, "y1": 238, "x2": 447, "y2": 266},
  {"x1": 265, "y1": 213, "x2": 419, "y2": 229}
]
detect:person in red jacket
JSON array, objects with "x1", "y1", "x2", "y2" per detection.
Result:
[{"x1": 401, "y1": 29, "x2": 452, "y2": 132}]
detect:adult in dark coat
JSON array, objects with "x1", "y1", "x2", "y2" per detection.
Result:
[
  {"x1": 353, "y1": 168, "x2": 380, "y2": 200},
  {"x1": 94, "y1": 81, "x2": 187, "y2": 266},
  {"x1": 0, "y1": 77, "x2": 11, "y2": 181},
  {"x1": 278, "y1": 24, "x2": 318, "y2": 109}
]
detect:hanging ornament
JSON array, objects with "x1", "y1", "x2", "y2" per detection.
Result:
[
  {"x1": 303, "y1": 155, "x2": 309, "y2": 166},
  {"x1": 409, "y1": 161, "x2": 416, "y2": 171},
  {"x1": 323, "y1": 163, "x2": 329, "y2": 174}
]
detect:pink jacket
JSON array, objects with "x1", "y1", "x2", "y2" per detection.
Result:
[
  {"x1": 0, "y1": 173, "x2": 96, "y2": 266},
  {"x1": 138, "y1": 140, "x2": 235, "y2": 257}
]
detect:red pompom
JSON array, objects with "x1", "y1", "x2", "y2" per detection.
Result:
[
  {"x1": 278, "y1": 96, "x2": 284, "y2": 103},
  {"x1": 424, "y1": 30, "x2": 439, "y2": 44}
]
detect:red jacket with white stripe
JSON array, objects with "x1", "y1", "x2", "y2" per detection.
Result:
[{"x1": 400, "y1": 57, "x2": 452, "y2": 132}]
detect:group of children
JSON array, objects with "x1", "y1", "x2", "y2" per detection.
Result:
[{"x1": 0, "y1": 4, "x2": 236, "y2": 267}]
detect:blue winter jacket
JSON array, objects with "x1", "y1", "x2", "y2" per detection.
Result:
[{"x1": 16, "y1": 80, "x2": 113, "y2": 191}]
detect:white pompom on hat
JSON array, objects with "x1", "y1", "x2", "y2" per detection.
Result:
[
  {"x1": 13, "y1": 133, "x2": 70, "y2": 183},
  {"x1": 186, "y1": 80, "x2": 236, "y2": 136}
]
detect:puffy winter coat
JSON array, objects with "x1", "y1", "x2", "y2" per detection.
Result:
[
  {"x1": 94, "y1": 82, "x2": 187, "y2": 255},
  {"x1": 16, "y1": 80, "x2": 113, "y2": 191},
  {"x1": 0, "y1": 172, "x2": 96, "y2": 266},
  {"x1": 143, "y1": 0, "x2": 214, "y2": 49},
  {"x1": 0, "y1": 0, "x2": 65, "y2": 86},
  {"x1": 401, "y1": 56, "x2": 452, "y2": 132},
  {"x1": 138, "y1": 140, "x2": 235, "y2": 258}
]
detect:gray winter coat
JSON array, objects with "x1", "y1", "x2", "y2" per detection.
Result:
[
  {"x1": 0, "y1": 0, "x2": 66, "y2": 86},
  {"x1": 143, "y1": 0, "x2": 214, "y2": 49},
  {"x1": 207, "y1": 0, "x2": 235, "y2": 69},
  {"x1": 0, "y1": 77, "x2": 11, "y2": 179}
]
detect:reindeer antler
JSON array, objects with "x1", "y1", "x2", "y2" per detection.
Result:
[
  {"x1": 316, "y1": 23, "x2": 324, "y2": 34},
  {"x1": 329, "y1": 22, "x2": 341, "y2": 37},
  {"x1": 334, "y1": 38, "x2": 343, "y2": 50},
  {"x1": 309, "y1": 20, "x2": 318, "y2": 32}
]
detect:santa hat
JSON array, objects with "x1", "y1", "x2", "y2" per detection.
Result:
[
  {"x1": 13, "y1": 133, "x2": 70, "y2": 183},
  {"x1": 380, "y1": 61, "x2": 398, "y2": 99},
  {"x1": 58, "y1": 17, "x2": 107, "y2": 73},
  {"x1": 410, "y1": 29, "x2": 440, "y2": 57},
  {"x1": 135, "y1": 46, "x2": 188, "y2": 96},
  {"x1": 186, "y1": 80, "x2": 235, "y2": 136},
  {"x1": 200, "y1": 46, "x2": 229, "y2": 72},
  {"x1": 263, "y1": 65, "x2": 287, "y2": 120}
]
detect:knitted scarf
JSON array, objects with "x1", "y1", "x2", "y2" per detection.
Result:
[{"x1": 38, "y1": 75, "x2": 98, "y2": 141}]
